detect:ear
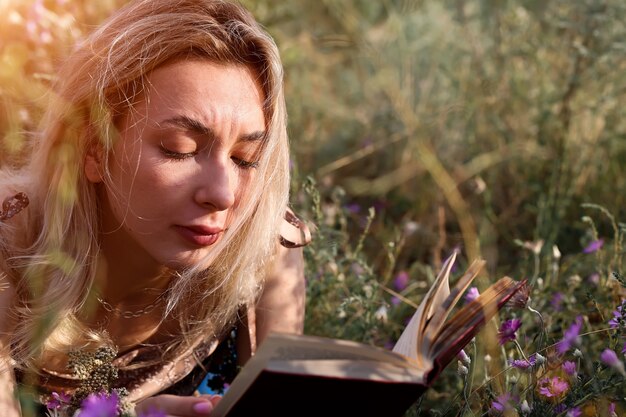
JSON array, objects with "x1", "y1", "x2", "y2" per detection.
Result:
[{"x1": 84, "y1": 144, "x2": 104, "y2": 183}]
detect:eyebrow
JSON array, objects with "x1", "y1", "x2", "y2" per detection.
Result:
[{"x1": 161, "y1": 115, "x2": 266, "y2": 142}]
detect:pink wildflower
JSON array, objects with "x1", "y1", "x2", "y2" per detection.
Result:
[
  {"x1": 537, "y1": 376, "x2": 569, "y2": 398},
  {"x1": 587, "y1": 272, "x2": 600, "y2": 285},
  {"x1": 562, "y1": 360, "x2": 577, "y2": 376},
  {"x1": 46, "y1": 391, "x2": 71, "y2": 410}
]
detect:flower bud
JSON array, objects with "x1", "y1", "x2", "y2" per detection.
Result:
[
  {"x1": 457, "y1": 361, "x2": 468, "y2": 377},
  {"x1": 458, "y1": 349, "x2": 471, "y2": 367}
]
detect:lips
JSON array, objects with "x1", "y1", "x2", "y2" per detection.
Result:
[{"x1": 175, "y1": 225, "x2": 223, "y2": 246}]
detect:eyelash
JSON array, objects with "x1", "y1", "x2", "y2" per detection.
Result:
[
  {"x1": 160, "y1": 146, "x2": 258, "y2": 169},
  {"x1": 160, "y1": 147, "x2": 198, "y2": 160},
  {"x1": 232, "y1": 157, "x2": 259, "y2": 169}
]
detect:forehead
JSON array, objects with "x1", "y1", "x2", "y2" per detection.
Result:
[{"x1": 121, "y1": 60, "x2": 266, "y2": 130}]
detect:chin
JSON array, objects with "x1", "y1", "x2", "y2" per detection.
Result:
[{"x1": 160, "y1": 251, "x2": 214, "y2": 272}]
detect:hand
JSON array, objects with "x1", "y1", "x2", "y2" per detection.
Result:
[{"x1": 135, "y1": 394, "x2": 221, "y2": 417}]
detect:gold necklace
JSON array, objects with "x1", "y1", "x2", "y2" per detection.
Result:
[{"x1": 97, "y1": 293, "x2": 165, "y2": 319}]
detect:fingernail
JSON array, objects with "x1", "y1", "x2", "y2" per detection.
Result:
[{"x1": 193, "y1": 401, "x2": 213, "y2": 414}]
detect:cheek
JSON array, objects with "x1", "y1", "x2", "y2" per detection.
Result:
[
  {"x1": 105, "y1": 156, "x2": 170, "y2": 217},
  {"x1": 127, "y1": 163, "x2": 184, "y2": 207},
  {"x1": 232, "y1": 171, "x2": 256, "y2": 210}
]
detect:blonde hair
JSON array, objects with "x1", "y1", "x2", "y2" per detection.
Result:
[{"x1": 1, "y1": 0, "x2": 290, "y2": 371}]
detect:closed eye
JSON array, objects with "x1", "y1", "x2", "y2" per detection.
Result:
[
  {"x1": 160, "y1": 145, "x2": 198, "y2": 160},
  {"x1": 232, "y1": 156, "x2": 259, "y2": 169}
]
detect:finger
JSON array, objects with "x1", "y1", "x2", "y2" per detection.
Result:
[
  {"x1": 136, "y1": 395, "x2": 215, "y2": 417},
  {"x1": 197, "y1": 394, "x2": 222, "y2": 407},
  {"x1": 198, "y1": 394, "x2": 221, "y2": 400}
]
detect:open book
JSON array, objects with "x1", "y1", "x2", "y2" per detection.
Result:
[{"x1": 210, "y1": 253, "x2": 526, "y2": 417}]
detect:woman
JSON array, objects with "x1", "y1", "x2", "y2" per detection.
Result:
[{"x1": 0, "y1": 0, "x2": 310, "y2": 415}]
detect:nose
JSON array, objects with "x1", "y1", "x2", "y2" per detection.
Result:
[{"x1": 194, "y1": 159, "x2": 236, "y2": 211}]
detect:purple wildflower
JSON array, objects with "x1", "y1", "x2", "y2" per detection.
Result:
[
  {"x1": 582, "y1": 238, "x2": 604, "y2": 253},
  {"x1": 550, "y1": 292, "x2": 564, "y2": 311},
  {"x1": 600, "y1": 348, "x2": 626, "y2": 375},
  {"x1": 498, "y1": 318, "x2": 522, "y2": 345},
  {"x1": 609, "y1": 402, "x2": 617, "y2": 417},
  {"x1": 554, "y1": 404, "x2": 567, "y2": 413},
  {"x1": 77, "y1": 392, "x2": 119, "y2": 417},
  {"x1": 490, "y1": 393, "x2": 516, "y2": 415},
  {"x1": 390, "y1": 296, "x2": 401, "y2": 306},
  {"x1": 600, "y1": 348, "x2": 619, "y2": 365},
  {"x1": 344, "y1": 203, "x2": 361, "y2": 214},
  {"x1": 562, "y1": 360, "x2": 577, "y2": 376},
  {"x1": 372, "y1": 199, "x2": 387, "y2": 212},
  {"x1": 537, "y1": 376, "x2": 569, "y2": 398},
  {"x1": 393, "y1": 271, "x2": 409, "y2": 291},
  {"x1": 464, "y1": 287, "x2": 480, "y2": 304},
  {"x1": 566, "y1": 407, "x2": 582, "y2": 417},
  {"x1": 508, "y1": 354, "x2": 537, "y2": 370},
  {"x1": 556, "y1": 316, "x2": 583, "y2": 355},
  {"x1": 608, "y1": 301, "x2": 626, "y2": 329}
]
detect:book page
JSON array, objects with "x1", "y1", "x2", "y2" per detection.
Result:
[
  {"x1": 261, "y1": 333, "x2": 413, "y2": 368},
  {"x1": 266, "y1": 359, "x2": 426, "y2": 383},
  {"x1": 420, "y1": 259, "x2": 486, "y2": 357},
  {"x1": 392, "y1": 252, "x2": 457, "y2": 368}
]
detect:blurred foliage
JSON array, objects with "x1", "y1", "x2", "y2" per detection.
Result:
[
  {"x1": 242, "y1": 0, "x2": 626, "y2": 275},
  {"x1": 2, "y1": 0, "x2": 626, "y2": 415}
]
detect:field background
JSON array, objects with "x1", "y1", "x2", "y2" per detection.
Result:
[{"x1": 2, "y1": 0, "x2": 626, "y2": 415}]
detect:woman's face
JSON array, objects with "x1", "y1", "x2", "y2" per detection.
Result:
[{"x1": 92, "y1": 60, "x2": 266, "y2": 270}]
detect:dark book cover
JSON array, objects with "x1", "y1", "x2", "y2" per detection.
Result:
[{"x1": 221, "y1": 370, "x2": 427, "y2": 417}]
